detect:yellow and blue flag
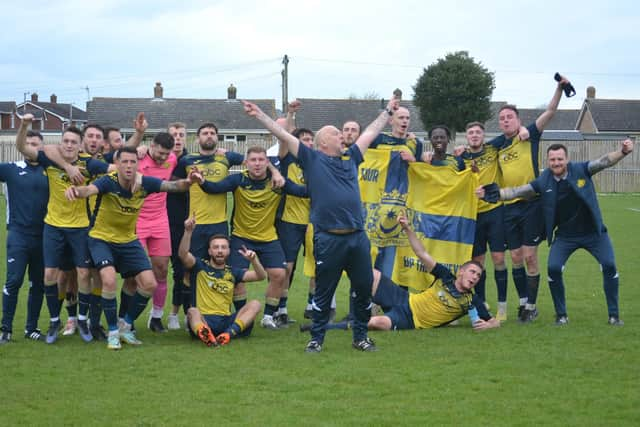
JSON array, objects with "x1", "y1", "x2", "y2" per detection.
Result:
[
  {"x1": 391, "y1": 164, "x2": 479, "y2": 291},
  {"x1": 360, "y1": 149, "x2": 409, "y2": 248}
]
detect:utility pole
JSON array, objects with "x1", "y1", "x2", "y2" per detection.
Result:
[
  {"x1": 82, "y1": 86, "x2": 90, "y2": 101},
  {"x1": 281, "y1": 54, "x2": 289, "y2": 113}
]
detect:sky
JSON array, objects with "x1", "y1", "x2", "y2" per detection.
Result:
[{"x1": 2, "y1": 0, "x2": 639, "y2": 113}]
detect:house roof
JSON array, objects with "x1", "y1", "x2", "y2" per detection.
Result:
[
  {"x1": 294, "y1": 99, "x2": 425, "y2": 133},
  {"x1": 16, "y1": 101, "x2": 87, "y2": 121},
  {"x1": 15, "y1": 108, "x2": 45, "y2": 120},
  {"x1": 579, "y1": 99, "x2": 640, "y2": 132},
  {"x1": 86, "y1": 97, "x2": 277, "y2": 131},
  {"x1": 483, "y1": 103, "x2": 579, "y2": 133},
  {"x1": 0, "y1": 101, "x2": 16, "y2": 113},
  {"x1": 540, "y1": 130, "x2": 584, "y2": 141}
]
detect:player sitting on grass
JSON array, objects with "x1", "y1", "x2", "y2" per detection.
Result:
[
  {"x1": 178, "y1": 213, "x2": 267, "y2": 347},
  {"x1": 311, "y1": 213, "x2": 500, "y2": 332}
]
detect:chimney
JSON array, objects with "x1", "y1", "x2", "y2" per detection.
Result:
[
  {"x1": 31, "y1": 93, "x2": 38, "y2": 102},
  {"x1": 50, "y1": 94, "x2": 57, "y2": 104},
  {"x1": 586, "y1": 86, "x2": 596, "y2": 99},
  {"x1": 227, "y1": 83, "x2": 237, "y2": 100},
  {"x1": 393, "y1": 88, "x2": 403, "y2": 100},
  {"x1": 154, "y1": 82, "x2": 163, "y2": 98}
]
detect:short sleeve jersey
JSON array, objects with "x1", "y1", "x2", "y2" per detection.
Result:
[
  {"x1": 201, "y1": 171, "x2": 306, "y2": 242},
  {"x1": 37, "y1": 151, "x2": 109, "y2": 228},
  {"x1": 461, "y1": 145, "x2": 502, "y2": 213},
  {"x1": 174, "y1": 151, "x2": 244, "y2": 224},
  {"x1": 296, "y1": 143, "x2": 364, "y2": 232},
  {"x1": 279, "y1": 153, "x2": 310, "y2": 225},
  {"x1": 89, "y1": 174, "x2": 162, "y2": 243},
  {"x1": 191, "y1": 258, "x2": 245, "y2": 316},
  {"x1": 409, "y1": 264, "x2": 490, "y2": 328},
  {"x1": 137, "y1": 152, "x2": 178, "y2": 223},
  {"x1": 0, "y1": 161, "x2": 49, "y2": 235},
  {"x1": 488, "y1": 123, "x2": 541, "y2": 204}
]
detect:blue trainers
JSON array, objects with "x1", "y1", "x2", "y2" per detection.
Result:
[
  {"x1": 77, "y1": 320, "x2": 93, "y2": 343},
  {"x1": 46, "y1": 320, "x2": 61, "y2": 344}
]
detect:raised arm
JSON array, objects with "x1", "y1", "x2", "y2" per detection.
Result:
[
  {"x1": 178, "y1": 214, "x2": 197, "y2": 269},
  {"x1": 355, "y1": 96, "x2": 400, "y2": 156},
  {"x1": 279, "y1": 100, "x2": 300, "y2": 159},
  {"x1": 588, "y1": 139, "x2": 634, "y2": 175},
  {"x1": 238, "y1": 246, "x2": 267, "y2": 282},
  {"x1": 125, "y1": 112, "x2": 148, "y2": 148},
  {"x1": 16, "y1": 114, "x2": 38, "y2": 162},
  {"x1": 398, "y1": 213, "x2": 436, "y2": 272},
  {"x1": 242, "y1": 100, "x2": 301, "y2": 157},
  {"x1": 535, "y1": 75, "x2": 569, "y2": 132}
]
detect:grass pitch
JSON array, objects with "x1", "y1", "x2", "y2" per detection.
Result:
[{"x1": 0, "y1": 194, "x2": 639, "y2": 426}]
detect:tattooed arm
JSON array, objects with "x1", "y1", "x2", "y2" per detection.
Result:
[
  {"x1": 500, "y1": 184, "x2": 538, "y2": 201},
  {"x1": 588, "y1": 139, "x2": 634, "y2": 175}
]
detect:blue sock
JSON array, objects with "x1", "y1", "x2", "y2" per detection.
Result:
[
  {"x1": 44, "y1": 284, "x2": 61, "y2": 319},
  {"x1": 278, "y1": 296, "x2": 288, "y2": 310},
  {"x1": 2, "y1": 286, "x2": 19, "y2": 332},
  {"x1": 66, "y1": 292, "x2": 78, "y2": 317},
  {"x1": 89, "y1": 294, "x2": 102, "y2": 327},
  {"x1": 495, "y1": 269, "x2": 508, "y2": 302},
  {"x1": 475, "y1": 270, "x2": 487, "y2": 302},
  {"x1": 78, "y1": 292, "x2": 91, "y2": 318},
  {"x1": 264, "y1": 302, "x2": 278, "y2": 316},
  {"x1": 526, "y1": 274, "x2": 540, "y2": 305},
  {"x1": 101, "y1": 297, "x2": 118, "y2": 331},
  {"x1": 512, "y1": 267, "x2": 528, "y2": 301},
  {"x1": 602, "y1": 266, "x2": 619, "y2": 317},
  {"x1": 119, "y1": 290, "x2": 132, "y2": 319},
  {"x1": 26, "y1": 282, "x2": 44, "y2": 332},
  {"x1": 547, "y1": 272, "x2": 566, "y2": 317},
  {"x1": 124, "y1": 292, "x2": 150, "y2": 324}
]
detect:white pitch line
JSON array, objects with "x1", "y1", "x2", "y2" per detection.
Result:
[{"x1": 627, "y1": 208, "x2": 640, "y2": 212}]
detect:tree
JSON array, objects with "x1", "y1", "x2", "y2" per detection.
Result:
[{"x1": 413, "y1": 51, "x2": 495, "y2": 135}]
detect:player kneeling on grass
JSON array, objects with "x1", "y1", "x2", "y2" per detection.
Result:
[
  {"x1": 368, "y1": 213, "x2": 500, "y2": 331},
  {"x1": 179, "y1": 214, "x2": 267, "y2": 347}
]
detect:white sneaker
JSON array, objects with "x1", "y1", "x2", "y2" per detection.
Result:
[
  {"x1": 62, "y1": 318, "x2": 77, "y2": 336},
  {"x1": 261, "y1": 315, "x2": 279, "y2": 330},
  {"x1": 167, "y1": 314, "x2": 181, "y2": 330}
]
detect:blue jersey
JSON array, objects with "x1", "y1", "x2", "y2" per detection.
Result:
[
  {"x1": 296, "y1": 143, "x2": 364, "y2": 232},
  {"x1": 0, "y1": 160, "x2": 49, "y2": 236}
]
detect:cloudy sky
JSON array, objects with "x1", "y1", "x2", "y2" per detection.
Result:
[{"x1": 2, "y1": 0, "x2": 639, "y2": 112}]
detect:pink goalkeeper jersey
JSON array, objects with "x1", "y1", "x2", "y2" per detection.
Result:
[{"x1": 137, "y1": 152, "x2": 177, "y2": 224}]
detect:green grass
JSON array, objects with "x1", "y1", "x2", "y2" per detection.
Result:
[{"x1": 1, "y1": 195, "x2": 639, "y2": 426}]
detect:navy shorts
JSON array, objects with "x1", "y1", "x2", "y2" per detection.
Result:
[
  {"x1": 229, "y1": 236, "x2": 287, "y2": 270},
  {"x1": 472, "y1": 205, "x2": 507, "y2": 256},
  {"x1": 88, "y1": 237, "x2": 151, "y2": 278},
  {"x1": 43, "y1": 224, "x2": 92, "y2": 269},
  {"x1": 372, "y1": 273, "x2": 415, "y2": 330},
  {"x1": 191, "y1": 222, "x2": 229, "y2": 261},
  {"x1": 203, "y1": 313, "x2": 253, "y2": 337},
  {"x1": 276, "y1": 220, "x2": 307, "y2": 262},
  {"x1": 503, "y1": 199, "x2": 545, "y2": 249}
]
